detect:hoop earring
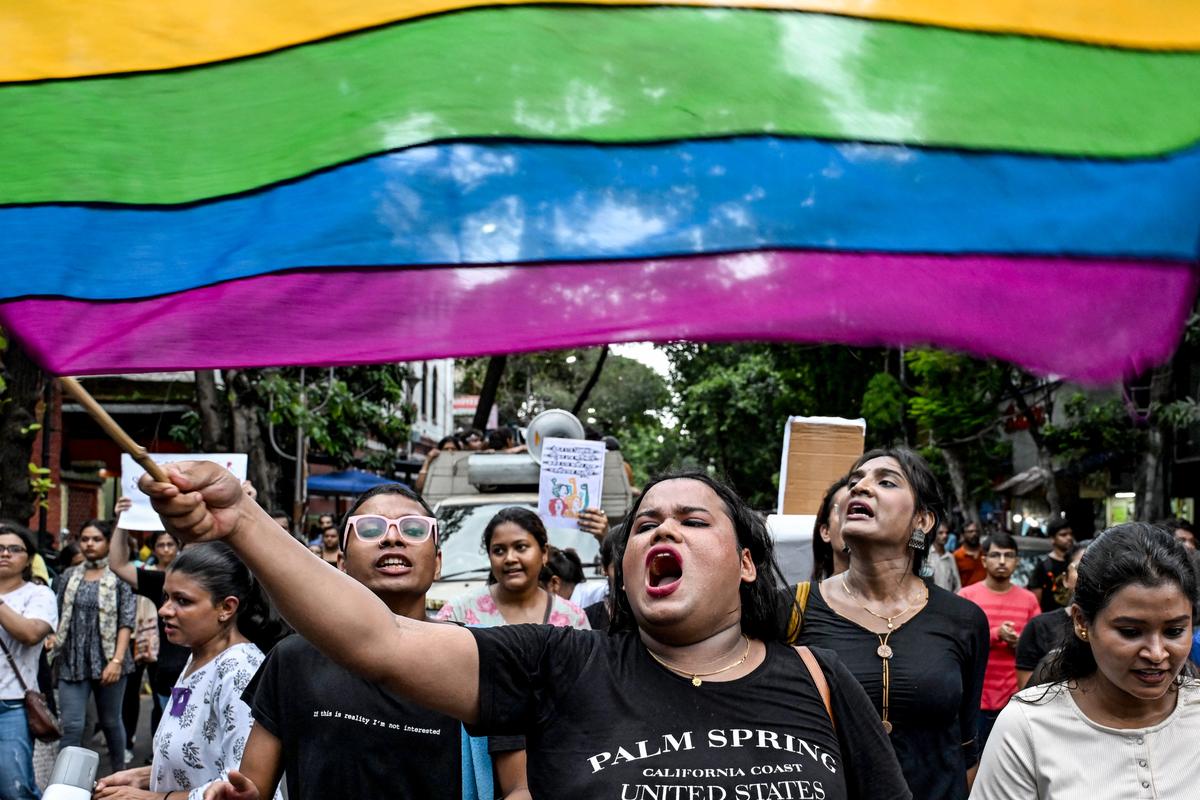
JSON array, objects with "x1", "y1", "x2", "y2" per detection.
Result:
[{"x1": 907, "y1": 529, "x2": 927, "y2": 550}]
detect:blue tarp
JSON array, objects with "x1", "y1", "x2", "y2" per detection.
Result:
[{"x1": 307, "y1": 469, "x2": 402, "y2": 495}]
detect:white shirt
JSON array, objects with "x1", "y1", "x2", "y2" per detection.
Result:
[
  {"x1": 929, "y1": 548, "x2": 961, "y2": 593},
  {"x1": 971, "y1": 680, "x2": 1200, "y2": 800},
  {"x1": 570, "y1": 580, "x2": 609, "y2": 609},
  {"x1": 0, "y1": 582, "x2": 57, "y2": 700},
  {"x1": 150, "y1": 642, "x2": 280, "y2": 800}
]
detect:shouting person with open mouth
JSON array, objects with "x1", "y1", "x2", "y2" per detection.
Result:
[
  {"x1": 140, "y1": 464, "x2": 911, "y2": 800},
  {"x1": 793, "y1": 448, "x2": 989, "y2": 800}
]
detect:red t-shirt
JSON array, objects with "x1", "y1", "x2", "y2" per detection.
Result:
[
  {"x1": 953, "y1": 546, "x2": 987, "y2": 587},
  {"x1": 958, "y1": 582, "x2": 1041, "y2": 710}
]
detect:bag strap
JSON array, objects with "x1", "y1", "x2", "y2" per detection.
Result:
[
  {"x1": 0, "y1": 636, "x2": 30, "y2": 693},
  {"x1": 794, "y1": 645, "x2": 835, "y2": 731},
  {"x1": 785, "y1": 581, "x2": 812, "y2": 644}
]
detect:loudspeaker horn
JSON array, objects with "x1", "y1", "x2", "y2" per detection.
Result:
[{"x1": 527, "y1": 409, "x2": 586, "y2": 464}]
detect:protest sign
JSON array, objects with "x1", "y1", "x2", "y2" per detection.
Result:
[
  {"x1": 119, "y1": 453, "x2": 248, "y2": 530},
  {"x1": 776, "y1": 416, "x2": 865, "y2": 515},
  {"x1": 537, "y1": 438, "x2": 606, "y2": 530}
]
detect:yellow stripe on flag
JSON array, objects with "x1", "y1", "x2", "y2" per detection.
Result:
[{"x1": 4, "y1": 0, "x2": 1197, "y2": 82}]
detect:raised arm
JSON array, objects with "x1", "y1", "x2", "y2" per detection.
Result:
[
  {"x1": 140, "y1": 462, "x2": 481, "y2": 723},
  {"x1": 108, "y1": 496, "x2": 139, "y2": 587}
]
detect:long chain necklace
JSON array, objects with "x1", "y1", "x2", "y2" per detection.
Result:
[
  {"x1": 646, "y1": 635, "x2": 752, "y2": 687},
  {"x1": 841, "y1": 573, "x2": 928, "y2": 734}
]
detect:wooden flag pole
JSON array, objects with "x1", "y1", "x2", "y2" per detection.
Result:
[{"x1": 58, "y1": 377, "x2": 169, "y2": 483}]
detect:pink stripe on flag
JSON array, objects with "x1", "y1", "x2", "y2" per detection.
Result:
[{"x1": 4, "y1": 251, "x2": 1195, "y2": 382}]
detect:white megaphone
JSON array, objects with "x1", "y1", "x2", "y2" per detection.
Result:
[
  {"x1": 43, "y1": 746, "x2": 98, "y2": 800},
  {"x1": 526, "y1": 409, "x2": 586, "y2": 464}
]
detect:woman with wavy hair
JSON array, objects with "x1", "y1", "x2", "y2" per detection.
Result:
[
  {"x1": 795, "y1": 448, "x2": 989, "y2": 800},
  {"x1": 972, "y1": 523, "x2": 1200, "y2": 799},
  {"x1": 142, "y1": 463, "x2": 911, "y2": 799},
  {"x1": 93, "y1": 542, "x2": 284, "y2": 800}
]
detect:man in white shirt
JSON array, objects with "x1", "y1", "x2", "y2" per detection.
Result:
[{"x1": 928, "y1": 522, "x2": 961, "y2": 593}]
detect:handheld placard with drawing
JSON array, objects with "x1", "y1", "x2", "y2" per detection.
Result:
[{"x1": 537, "y1": 438, "x2": 606, "y2": 530}]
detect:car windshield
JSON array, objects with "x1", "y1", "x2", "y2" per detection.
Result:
[{"x1": 436, "y1": 502, "x2": 603, "y2": 581}]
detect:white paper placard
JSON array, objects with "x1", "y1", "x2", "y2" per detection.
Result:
[
  {"x1": 537, "y1": 438, "x2": 606, "y2": 530},
  {"x1": 119, "y1": 453, "x2": 248, "y2": 531}
]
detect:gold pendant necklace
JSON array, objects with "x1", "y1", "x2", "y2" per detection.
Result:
[
  {"x1": 841, "y1": 573, "x2": 923, "y2": 637},
  {"x1": 841, "y1": 573, "x2": 928, "y2": 734},
  {"x1": 647, "y1": 635, "x2": 752, "y2": 687}
]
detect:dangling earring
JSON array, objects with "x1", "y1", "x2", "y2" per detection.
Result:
[{"x1": 907, "y1": 529, "x2": 927, "y2": 550}]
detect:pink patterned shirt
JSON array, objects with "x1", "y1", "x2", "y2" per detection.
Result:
[{"x1": 436, "y1": 585, "x2": 591, "y2": 630}]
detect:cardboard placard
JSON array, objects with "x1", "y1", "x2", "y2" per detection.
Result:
[
  {"x1": 537, "y1": 438, "x2": 606, "y2": 530},
  {"x1": 776, "y1": 416, "x2": 865, "y2": 515},
  {"x1": 119, "y1": 453, "x2": 248, "y2": 531}
]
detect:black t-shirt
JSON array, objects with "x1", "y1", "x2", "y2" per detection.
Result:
[
  {"x1": 1027, "y1": 555, "x2": 1070, "y2": 612},
  {"x1": 469, "y1": 625, "x2": 911, "y2": 800},
  {"x1": 1015, "y1": 608, "x2": 1070, "y2": 673},
  {"x1": 135, "y1": 568, "x2": 190, "y2": 695},
  {"x1": 795, "y1": 582, "x2": 988, "y2": 800},
  {"x1": 585, "y1": 600, "x2": 611, "y2": 631},
  {"x1": 244, "y1": 634, "x2": 464, "y2": 800}
]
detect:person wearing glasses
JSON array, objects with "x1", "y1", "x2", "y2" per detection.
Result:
[
  {"x1": 957, "y1": 532, "x2": 1040, "y2": 752},
  {"x1": 141, "y1": 463, "x2": 912, "y2": 800},
  {"x1": 0, "y1": 522, "x2": 57, "y2": 800},
  {"x1": 202, "y1": 484, "x2": 521, "y2": 800}
]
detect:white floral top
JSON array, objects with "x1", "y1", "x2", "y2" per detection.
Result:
[{"x1": 150, "y1": 642, "x2": 279, "y2": 800}]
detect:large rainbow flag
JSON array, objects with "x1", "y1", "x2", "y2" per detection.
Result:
[{"x1": 1, "y1": 1, "x2": 1197, "y2": 382}]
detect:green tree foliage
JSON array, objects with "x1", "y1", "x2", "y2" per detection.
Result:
[
  {"x1": 257, "y1": 366, "x2": 412, "y2": 471},
  {"x1": 860, "y1": 372, "x2": 906, "y2": 446},
  {"x1": 902, "y1": 349, "x2": 1013, "y2": 519},
  {"x1": 663, "y1": 343, "x2": 880, "y2": 509},
  {"x1": 904, "y1": 350, "x2": 1008, "y2": 442},
  {"x1": 0, "y1": 330, "x2": 46, "y2": 523},
  {"x1": 1042, "y1": 394, "x2": 1142, "y2": 467},
  {"x1": 459, "y1": 349, "x2": 668, "y2": 431},
  {"x1": 458, "y1": 349, "x2": 673, "y2": 486}
]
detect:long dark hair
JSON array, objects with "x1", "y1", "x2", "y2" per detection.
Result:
[
  {"x1": 168, "y1": 542, "x2": 288, "y2": 652},
  {"x1": 609, "y1": 471, "x2": 789, "y2": 642},
  {"x1": 482, "y1": 507, "x2": 548, "y2": 586},
  {"x1": 811, "y1": 476, "x2": 850, "y2": 580},
  {"x1": 1034, "y1": 522, "x2": 1198, "y2": 688},
  {"x1": 78, "y1": 518, "x2": 113, "y2": 542},
  {"x1": 0, "y1": 521, "x2": 37, "y2": 582},
  {"x1": 848, "y1": 447, "x2": 945, "y2": 576},
  {"x1": 542, "y1": 546, "x2": 585, "y2": 586}
]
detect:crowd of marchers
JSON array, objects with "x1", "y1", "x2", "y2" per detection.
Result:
[{"x1": 0, "y1": 447, "x2": 1196, "y2": 799}]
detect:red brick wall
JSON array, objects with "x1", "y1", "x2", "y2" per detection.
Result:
[{"x1": 64, "y1": 481, "x2": 101, "y2": 541}]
